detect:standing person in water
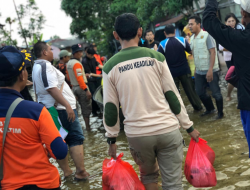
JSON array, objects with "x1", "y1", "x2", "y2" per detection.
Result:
[
  {"x1": 103, "y1": 13, "x2": 200, "y2": 190},
  {"x1": 203, "y1": 0, "x2": 250, "y2": 157},
  {"x1": 219, "y1": 13, "x2": 245, "y2": 101}
]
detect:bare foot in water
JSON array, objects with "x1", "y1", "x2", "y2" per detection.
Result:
[
  {"x1": 226, "y1": 96, "x2": 232, "y2": 101},
  {"x1": 75, "y1": 170, "x2": 90, "y2": 180}
]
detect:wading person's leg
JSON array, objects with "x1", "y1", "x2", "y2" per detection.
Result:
[
  {"x1": 209, "y1": 71, "x2": 224, "y2": 119},
  {"x1": 240, "y1": 110, "x2": 250, "y2": 155},
  {"x1": 127, "y1": 136, "x2": 159, "y2": 190},
  {"x1": 157, "y1": 130, "x2": 183, "y2": 190},
  {"x1": 73, "y1": 86, "x2": 92, "y2": 130},
  {"x1": 195, "y1": 73, "x2": 215, "y2": 116},
  {"x1": 226, "y1": 83, "x2": 234, "y2": 101},
  {"x1": 58, "y1": 109, "x2": 89, "y2": 180},
  {"x1": 179, "y1": 74, "x2": 202, "y2": 111}
]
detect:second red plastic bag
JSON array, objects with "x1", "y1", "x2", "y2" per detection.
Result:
[
  {"x1": 102, "y1": 153, "x2": 145, "y2": 190},
  {"x1": 184, "y1": 138, "x2": 217, "y2": 188}
]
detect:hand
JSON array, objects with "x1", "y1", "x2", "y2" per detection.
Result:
[
  {"x1": 66, "y1": 105, "x2": 75, "y2": 122},
  {"x1": 154, "y1": 44, "x2": 158, "y2": 51},
  {"x1": 86, "y1": 73, "x2": 90, "y2": 79},
  {"x1": 108, "y1": 144, "x2": 117, "y2": 160},
  {"x1": 189, "y1": 129, "x2": 200, "y2": 142},
  {"x1": 86, "y1": 90, "x2": 92, "y2": 100},
  {"x1": 206, "y1": 69, "x2": 213, "y2": 83}
]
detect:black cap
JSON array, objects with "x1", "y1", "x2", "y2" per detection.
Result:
[
  {"x1": 0, "y1": 46, "x2": 32, "y2": 80},
  {"x1": 71, "y1": 44, "x2": 83, "y2": 54}
]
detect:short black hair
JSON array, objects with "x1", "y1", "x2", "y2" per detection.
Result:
[
  {"x1": 189, "y1": 15, "x2": 201, "y2": 25},
  {"x1": 164, "y1": 24, "x2": 175, "y2": 35},
  {"x1": 84, "y1": 46, "x2": 89, "y2": 51},
  {"x1": 87, "y1": 47, "x2": 96, "y2": 55},
  {"x1": 0, "y1": 76, "x2": 18, "y2": 87},
  {"x1": 33, "y1": 41, "x2": 48, "y2": 58},
  {"x1": 114, "y1": 13, "x2": 140, "y2": 41},
  {"x1": 145, "y1": 29, "x2": 154, "y2": 35}
]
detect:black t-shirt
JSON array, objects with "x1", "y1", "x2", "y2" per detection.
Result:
[
  {"x1": 82, "y1": 56, "x2": 99, "y2": 82},
  {"x1": 148, "y1": 41, "x2": 159, "y2": 49}
]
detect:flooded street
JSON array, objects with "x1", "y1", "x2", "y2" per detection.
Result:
[{"x1": 30, "y1": 63, "x2": 250, "y2": 190}]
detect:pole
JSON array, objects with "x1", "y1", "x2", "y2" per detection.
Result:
[{"x1": 13, "y1": 0, "x2": 29, "y2": 48}]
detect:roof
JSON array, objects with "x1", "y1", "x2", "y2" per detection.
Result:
[
  {"x1": 158, "y1": 14, "x2": 184, "y2": 27},
  {"x1": 51, "y1": 38, "x2": 85, "y2": 49}
]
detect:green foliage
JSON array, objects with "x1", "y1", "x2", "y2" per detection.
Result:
[
  {"x1": 0, "y1": 16, "x2": 17, "y2": 46},
  {"x1": 50, "y1": 35, "x2": 61, "y2": 40},
  {"x1": 61, "y1": 0, "x2": 194, "y2": 57},
  {"x1": 28, "y1": 33, "x2": 43, "y2": 46},
  {"x1": 17, "y1": 0, "x2": 46, "y2": 46}
]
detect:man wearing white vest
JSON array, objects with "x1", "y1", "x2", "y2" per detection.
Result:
[
  {"x1": 189, "y1": 15, "x2": 224, "y2": 119},
  {"x1": 67, "y1": 44, "x2": 92, "y2": 130}
]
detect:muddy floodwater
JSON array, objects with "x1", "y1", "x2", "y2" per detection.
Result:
[{"x1": 30, "y1": 63, "x2": 250, "y2": 190}]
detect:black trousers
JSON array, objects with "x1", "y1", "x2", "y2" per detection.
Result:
[
  {"x1": 17, "y1": 185, "x2": 61, "y2": 190},
  {"x1": 174, "y1": 74, "x2": 202, "y2": 111}
]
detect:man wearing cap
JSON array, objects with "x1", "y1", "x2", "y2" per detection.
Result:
[
  {"x1": 67, "y1": 44, "x2": 92, "y2": 130},
  {"x1": 32, "y1": 42, "x2": 89, "y2": 181},
  {"x1": 0, "y1": 46, "x2": 68, "y2": 190},
  {"x1": 203, "y1": 0, "x2": 250, "y2": 154},
  {"x1": 57, "y1": 50, "x2": 71, "y2": 86},
  {"x1": 82, "y1": 47, "x2": 103, "y2": 117}
]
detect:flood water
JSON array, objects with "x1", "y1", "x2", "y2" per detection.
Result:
[{"x1": 30, "y1": 62, "x2": 250, "y2": 190}]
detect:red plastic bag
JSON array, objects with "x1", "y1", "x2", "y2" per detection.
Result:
[
  {"x1": 102, "y1": 153, "x2": 145, "y2": 190},
  {"x1": 184, "y1": 138, "x2": 217, "y2": 188}
]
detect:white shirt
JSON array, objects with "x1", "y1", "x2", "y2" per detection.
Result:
[
  {"x1": 32, "y1": 59, "x2": 76, "y2": 110},
  {"x1": 219, "y1": 44, "x2": 232, "y2": 62}
]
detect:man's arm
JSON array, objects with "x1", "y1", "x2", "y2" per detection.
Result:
[
  {"x1": 103, "y1": 71, "x2": 120, "y2": 159},
  {"x1": 39, "y1": 107, "x2": 68, "y2": 160},
  {"x1": 98, "y1": 64, "x2": 103, "y2": 69},
  {"x1": 203, "y1": 0, "x2": 246, "y2": 55},
  {"x1": 185, "y1": 39, "x2": 192, "y2": 54},
  {"x1": 47, "y1": 88, "x2": 75, "y2": 122},
  {"x1": 90, "y1": 73, "x2": 102, "y2": 78},
  {"x1": 161, "y1": 60, "x2": 200, "y2": 141},
  {"x1": 42, "y1": 63, "x2": 75, "y2": 122},
  {"x1": 73, "y1": 63, "x2": 92, "y2": 100},
  {"x1": 206, "y1": 35, "x2": 216, "y2": 82}
]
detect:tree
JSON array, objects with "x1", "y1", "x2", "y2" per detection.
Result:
[
  {"x1": 137, "y1": 0, "x2": 194, "y2": 28},
  {"x1": 0, "y1": 15, "x2": 17, "y2": 46},
  {"x1": 50, "y1": 35, "x2": 61, "y2": 40},
  {"x1": 61, "y1": 0, "x2": 194, "y2": 57},
  {"x1": 16, "y1": 0, "x2": 46, "y2": 46}
]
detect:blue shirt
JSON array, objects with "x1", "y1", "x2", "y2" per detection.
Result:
[{"x1": 158, "y1": 37, "x2": 191, "y2": 77}]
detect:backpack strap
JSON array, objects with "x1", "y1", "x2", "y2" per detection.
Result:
[{"x1": 0, "y1": 98, "x2": 23, "y2": 184}]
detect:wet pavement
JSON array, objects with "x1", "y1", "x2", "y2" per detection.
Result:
[{"x1": 30, "y1": 61, "x2": 250, "y2": 190}]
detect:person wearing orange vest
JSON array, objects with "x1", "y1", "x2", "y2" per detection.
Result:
[
  {"x1": 91, "y1": 43, "x2": 106, "y2": 86},
  {"x1": 67, "y1": 44, "x2": 92, "y2": 130}
]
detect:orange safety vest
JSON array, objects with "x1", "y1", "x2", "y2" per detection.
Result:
[{"x1": 94, "y1": 54, "x2": 103, "y2": 75}]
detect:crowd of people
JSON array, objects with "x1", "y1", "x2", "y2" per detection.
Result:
[{"x1": 1, "y1": 0, "x2": 250, "y2": 189}]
